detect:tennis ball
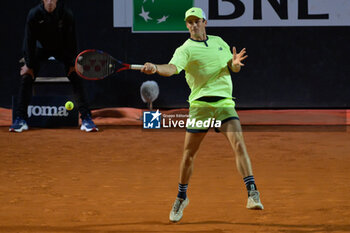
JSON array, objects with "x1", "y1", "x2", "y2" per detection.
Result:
[{"x1": 65, "y1": 101, "x2": 74, "y2": 111}]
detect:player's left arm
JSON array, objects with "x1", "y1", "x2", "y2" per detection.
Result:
[{"x1": 228, "y1": 47, "x2": 248, "y2": 73}]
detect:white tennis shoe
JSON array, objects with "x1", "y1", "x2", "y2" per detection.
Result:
[
  {"x1": 246, "y1": 190, "x2": 264, "y2": 210},
  {"x1": 169, "y1": 197, "x2": 189, "y2": 222}
]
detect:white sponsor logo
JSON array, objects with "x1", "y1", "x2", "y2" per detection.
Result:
[{"x1": 27, "y1": 105, "x2": 69, "y2": 118}]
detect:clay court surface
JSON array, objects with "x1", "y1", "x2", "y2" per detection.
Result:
[{"x1": 1, "y1": 108, "x2": 350, "y2": 233}]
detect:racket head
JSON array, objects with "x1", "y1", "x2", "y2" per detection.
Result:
[{"x1": 75, "y1": 49, "x2": 127, "y2": 80}]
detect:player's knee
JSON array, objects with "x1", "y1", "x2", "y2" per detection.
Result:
[
  {"x1": 235, "y1": 140, "x2": 246, "y2": 155},
  {"x1": 231, "y1": 134, "x2": 246, "y2": 154},
  {"x1": 182, "y1": 156, "x2": 195, "y2": 167},
  {"x1": 183, "y1": 150, "x2": 196, "y2": 165}
]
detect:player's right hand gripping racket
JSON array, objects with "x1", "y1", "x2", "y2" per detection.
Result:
[{"x1": 75, "y1": 49, "x2": 144, "y2": 80}]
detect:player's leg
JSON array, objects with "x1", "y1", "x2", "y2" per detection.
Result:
[
  {"x1": 64, "y1": 64, "x2": 98, "y2": 132},
  {"x1": 220, "y1": 119, "x2": 263, "y2": 210},
  {"x1": 170, "y1": 101, "x2": 210, "y2": 222},
  {"x1": 220, "y1": 119, "x2": 252, "y2": 177},
  {"x1": 179, "y1": 101, "x2": 211, "y2": 186},
  {"x1": 180, "y1": 131, "x2": 207, "y2": 184},
  {"x1": 170, "y1": 131, "x2": 207, "y2": 222}
]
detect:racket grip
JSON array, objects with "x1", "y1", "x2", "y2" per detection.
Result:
[{"x1": 130, "y1": 64, "x2": 144, "y2": 70}]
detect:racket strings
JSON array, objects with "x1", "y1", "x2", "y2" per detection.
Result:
[{"x1": 77, "y1": 51, "x2": 111, "y2": 79}]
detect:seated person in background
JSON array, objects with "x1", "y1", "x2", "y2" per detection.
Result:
[{"x1": 10, "y1": 0, "x2": 98, "y2": 132}]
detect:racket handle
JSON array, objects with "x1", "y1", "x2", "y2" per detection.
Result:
[{"x1": 130, "y1": 64, "x2": 144, "y2": 70}]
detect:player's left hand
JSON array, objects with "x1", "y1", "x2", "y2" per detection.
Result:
[{"x1": 232, "y1": 47, "x2": 248, "y2": 67}]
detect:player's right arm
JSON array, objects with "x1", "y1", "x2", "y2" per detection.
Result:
[
  {"x1": 141, "y1": 63, "x2": 177, "y2": 77},
  {"x1": 142, "y1": 45, "x2": 187, "y2": 77}
]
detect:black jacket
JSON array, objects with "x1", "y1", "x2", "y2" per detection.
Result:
[{"x1": 23, "y1": 3, "x2": 77, "y2": 68}]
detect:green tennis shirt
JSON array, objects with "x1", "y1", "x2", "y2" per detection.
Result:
[{"x1": 169, "y1": 35, "x2": 233, "y2": 102}]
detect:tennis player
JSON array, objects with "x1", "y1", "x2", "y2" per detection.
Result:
[{"x1": 141, "y1": 7, "x2": 263, "y2": 222}]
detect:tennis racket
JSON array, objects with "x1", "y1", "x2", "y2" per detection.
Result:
[{"x1": 75, "y1": 49, "x2": 144, "y2": 80}]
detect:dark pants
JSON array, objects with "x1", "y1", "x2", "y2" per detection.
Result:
[{"x1": 16, "y1": 49, "x2": 91, "y2": 119}]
